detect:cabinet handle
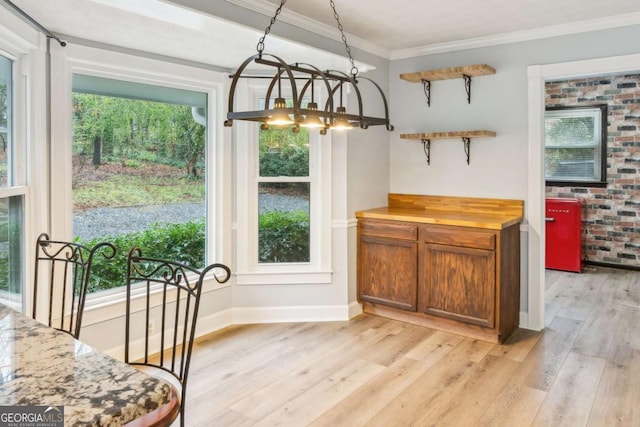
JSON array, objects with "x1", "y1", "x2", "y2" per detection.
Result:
[{"x1": 545, "y1": 217, "x2": 555, "y2": 222}]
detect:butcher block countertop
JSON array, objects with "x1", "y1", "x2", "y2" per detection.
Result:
[{"x1": 355, "y1": 194, "x2": 524, "y2": 230}]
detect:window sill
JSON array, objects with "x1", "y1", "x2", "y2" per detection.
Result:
[
  {"x1": 0, "y1": 291, "x2": 22, "y2": 313},
  {"x1": 236, "y1": 270, "x2": 333, "y2": 285},
  {"x1": 546, "y1": 180, "x2": 607, "y2": 188}
]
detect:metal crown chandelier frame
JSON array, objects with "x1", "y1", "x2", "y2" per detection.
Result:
[{"x1": 224, "y1": 0, "x2": 394, "y2": 135}]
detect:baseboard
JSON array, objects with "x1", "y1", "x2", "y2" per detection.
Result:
[
  {"x1": 103, "y1": 335, "x2": 152, "y2": 361},
  {"x1": 518, "y1": 310, "x2": 530, "y2": 329},
  {"x1": 102, "y1": 309, "x2": 234, "y2": 360},
  {"x1": 101, "y1": 304, "x2": 355, "y2": 359},
  {"x1": 232, "y1": 304, "x2": 352, "y2": 324},
  {"x1": 196, "y1": 308, "x2": 234, "y2": 336},
  {"x1": 348, "y1": 301, "x2": 363, "y2": 319},
  {"x1": 584, "y1": 260, "x2": 640, "y2": 272},
  {"x1": 103, "y1": 305, "x2": 534, "y2": 360}
]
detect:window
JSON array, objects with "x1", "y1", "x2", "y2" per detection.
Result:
[
  {"x1": 0, "y1": 53, "x2": 24, "y2": 310},
  {"x1": 258, "y1": 120, "x2": 310, "y2": 264},
  {"x1": 545, "y1": 105, "x2": 607, "y2": 185},
  {"x1": 236, "y1": 82, "x2": 331, "y2": 285},
  {"x1": 71, "y1": 74, "x2": 208, "y2": 295},
  {"x1": 51, "y1": 45, "x2": 227, "y2": 318}
]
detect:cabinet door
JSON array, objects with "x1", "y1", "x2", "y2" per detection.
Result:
[
  {"x1": 358, "y1": 235, "x2": 417, "y2": 311},
  {"x1": 419, "y1": 242, "x2": 495, "y2": 327}
]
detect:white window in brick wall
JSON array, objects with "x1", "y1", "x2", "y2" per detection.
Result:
[{"x1": 544, "y1": 105, "x2": 607, "y2": 185}]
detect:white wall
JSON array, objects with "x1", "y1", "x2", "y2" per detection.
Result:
[
  {"x1": 389, "y1": 24, "x2": 640, "y2": 320},
  {"x1": 27, "y1": 0, "x2": 640, "y2": 348},
  {"x1": 61, "y1": 16, "x2": 640, "y2": 346},
  {"x1": 228, "y1": 64, "x2": 392, "y2": 321},
  {"x1": 154, "y1": 0, "x2": 391, "y2": 321},
  {"x1": 0, "y1": 1, "x2": 394, "y2": 353},
  {"x1": 390, "y1": 25, "x2": 640, "y2": 197},
  {"x1": 165, "y1": 0, "x2": 393, "y2": 319}
]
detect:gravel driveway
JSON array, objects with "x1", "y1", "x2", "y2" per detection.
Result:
[
  {"x1": 73, "y1": 194, "x2": 309, "y2": 241},
  {"x1": 73, "y1": 203, "x2": 206, "y2": 241}
]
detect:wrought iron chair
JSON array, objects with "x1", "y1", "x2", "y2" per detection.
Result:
[
  {"x1": 124, "y1": 247, "x2": 231, "y2": 427},
  {"x1": 32, "y1": 232, "x2": 116, "y2": 338}
]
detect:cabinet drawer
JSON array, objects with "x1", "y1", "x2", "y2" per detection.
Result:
[
  {"x1": 359, "y1": 220, "x2": 417, "y2": 240},
  {"x1": 419, "y1": 226, "x2": 495, "y2": 250}
]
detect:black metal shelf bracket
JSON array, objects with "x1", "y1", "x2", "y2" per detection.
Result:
[
  {"x1": 463, "y1": 74, "x2": 472, "y2": 104},
  {"x1": 421, "y1": 80, "x2": 431, "y2": 107},
  {"x1": 462, "y1": 137, "x2": 471, "y2": 164},
  {"x1": 421, "y1": 139, "x2": 431, "y2": 165}
]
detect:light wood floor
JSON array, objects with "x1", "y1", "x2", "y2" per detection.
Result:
[{"x1": 184, "y1": 266, "x2": 640, "y2": 426}]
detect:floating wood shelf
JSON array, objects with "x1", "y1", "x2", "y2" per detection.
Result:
[
  {"x1": 400, "y1": 130, "x2": 496, "y2": 165},
  {"x1": 399, "y1": 65, "x2": 496, "y2": 83},
  {"x1": 401, "y1": 130, "x2": 496, "y2": 140},
  {"x1": 399, "y1": 64, "x2": 496, "y2": 106}
]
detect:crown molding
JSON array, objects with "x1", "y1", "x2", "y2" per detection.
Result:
[
  {"x1": 225, "y1": 0, "x2": 391, "y2": 59},
  {"x1": 390, "y1": 11, "x2": 640, "y2": 60},
  {"x1": 0, "y1": 4, "x2": 41, "y2": 52},
  {"x1": 224, "y1": 3, "x2": 640, "y2": 61}
]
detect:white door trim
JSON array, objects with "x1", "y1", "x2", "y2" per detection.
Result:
[{"x1": 527, "y1": 52, "x2": 640, "y2": 330}]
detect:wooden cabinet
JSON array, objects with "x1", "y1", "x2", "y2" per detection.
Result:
[
  {"x1": 418, "y1": 226, "x2": 497, "y2": 328},
  {"x1": 358, "y1": 220, "x2": 418, "y2": 311},
  {"x1": 357, "y1": 211, "x2": 521, "y2": 344}
]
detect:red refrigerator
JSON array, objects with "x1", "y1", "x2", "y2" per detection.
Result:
[{"x1": 545, "y1": 198, "x2": 583, "y2": 273}]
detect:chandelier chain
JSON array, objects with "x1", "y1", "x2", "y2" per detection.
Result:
[
  {"x1": 257, "y1": 0, "x2": 287, "y2": 55},
  {"x1": 329, "y1": 0, "x2": 358, "y2": 79}
]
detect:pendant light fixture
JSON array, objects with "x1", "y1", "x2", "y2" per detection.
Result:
[
  {"x1": 330, "y1": 83, "x2": 353, "y2": 130},
  {"x1": 224, "y1": 0, "x2": 394, "y2": 134},
  {"x1": 265, "y1": 68, "x2": 295, "y2": 126},
  {"x1": 300, "y1": 76, "x2": 325, "y2": 129}
]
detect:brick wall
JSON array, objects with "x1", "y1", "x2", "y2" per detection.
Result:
[{"x1": 545, "y1": 74, "x2": 640, "y2": 267}]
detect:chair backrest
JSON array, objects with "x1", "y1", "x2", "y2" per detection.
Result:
[
  {"x1": 33, "y1": 232, "x2": 116, "y2": 338},
  {"x1": 124, "y1": 247, "x2": 231, "y2": 426}
]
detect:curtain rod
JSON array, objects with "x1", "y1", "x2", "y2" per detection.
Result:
[
  {"x1": 229, "y1": 75, "x2": 311, "y2": 80},
  {"x1": 2, "y1": 0, "x2": 66, "y2": 46}
]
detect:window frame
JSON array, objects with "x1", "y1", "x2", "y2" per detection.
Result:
[
  {"x1": 50, "y1": 44, "x2": 229, "y2": 321},
  {"x1": 544, "y1": 104, "x2": 608, "y2": 187},
  {"x1": 0, "y1": 14, "x2": 41, "y2": 313},
  {"x1": 235, "y1": 79, "x2": 332, "y2": 285},
  {"x1": 0, "y1": 51, "x2": 22, "y2": 308}
]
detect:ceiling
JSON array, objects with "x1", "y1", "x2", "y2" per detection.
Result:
[
  {"x1": 249, "y1": 0, "x2": 640, "y2": 55},
  {"x1": 6, "y1": 0, "x2": 640, "y2": 70}
]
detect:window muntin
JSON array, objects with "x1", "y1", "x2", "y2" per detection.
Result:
[
  {"x1": 72, "y1": 75, "x2": 207, "y2": 294},
  {"x1": 545, "y1": 105, "x2": 607, "y2": 185}
]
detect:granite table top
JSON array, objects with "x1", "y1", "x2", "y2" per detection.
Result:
[{"x1": 0, "y1": 303, "x2": 173, "y2": 426}]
